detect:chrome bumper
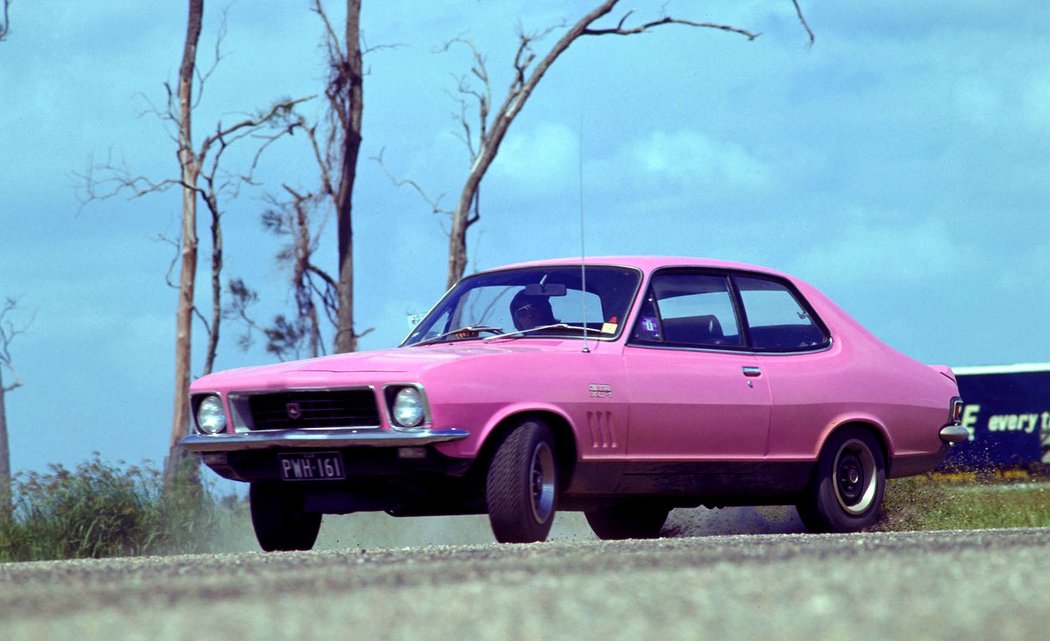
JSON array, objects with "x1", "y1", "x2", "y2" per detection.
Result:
[
  {"x1": 179, "y1": 427, "x2": 470, "y2": 453},
  {"x1": 939, "y1": 424, "x2": 970, "y2": 444}
]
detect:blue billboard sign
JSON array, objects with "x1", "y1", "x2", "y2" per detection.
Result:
[{"x1": 942, "y1": 364, "x2": 1050, "y2": 469}]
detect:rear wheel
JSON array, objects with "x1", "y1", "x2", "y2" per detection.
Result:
[
  {"x1": 585, "y1": 502, "x2": 670, "y2": 540},
  {"x1": 486, "y1": 419, "x2": 558, "y2": 543},
  {"x1": 249, "y1": 482, "x2": 322, "y2": 551},
  {"x1": 797, "y1": 427, "x2": 885, "y2": 533}
]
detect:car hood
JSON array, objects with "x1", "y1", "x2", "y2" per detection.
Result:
[{"x1": 191, "y1": 339, "x2": 597, "y2": 391}]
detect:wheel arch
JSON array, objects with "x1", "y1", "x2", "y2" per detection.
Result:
[
  {"x1": 818, "y1": 419, "x2": 891, "y2": 472},
  {"x1": 475, "y1": 408, "x2": 579, "y2": 489}
]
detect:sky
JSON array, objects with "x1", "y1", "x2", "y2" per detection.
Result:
[{"x1": 1, "y1": 0, "x2": 1048, "y2": 478}]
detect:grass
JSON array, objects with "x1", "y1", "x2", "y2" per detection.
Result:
[
  {"x1": 876, "y1": 472, "x2": 1050, "y2": 532},
  {"x1": 0, "y1": 454, "x2": 247, "y2": 562}
]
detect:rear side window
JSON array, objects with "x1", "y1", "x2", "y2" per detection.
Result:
[
  {"x1": 734, "y1": 276, "x2": 829, "y2": 351},
  {"x1": 631, "y1": 272, "x2": 742, "y2": 348}
]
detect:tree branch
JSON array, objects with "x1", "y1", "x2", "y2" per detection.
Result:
[
  {"x1": 440, "y1": 0, "x2": 812, "y2": 288},
  {"x1": 0, "y1": 0, "x2": 12, "y2": 41},
  {"x1": 582, "y1": 15, "x2": 758, "y2": 40},
  {"x1": 154, "y1": 234, "x2": 183, "y2": 290},
  {"x1": 372, "y1": 148, "x2": 452, "y2": 217},
  {"x1": 312, "y1": 0, "x2": 346, "y2": 67},
  {"x1": 193, "y1": 4, "x2": 231, "y2": 110},
  {"x1": 0, "y1": 297, "x2": 33, "y2": 389},
  {"x1": 792, "y1": 0, "x2": 815, "y2": 46},
  {"x1": 196, "y1": 95, "x2": 315, "y2": 164}
]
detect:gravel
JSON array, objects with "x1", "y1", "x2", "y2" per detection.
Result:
[{"x1": 2, "y1": 528, "x2": 1049, "y2": 641}]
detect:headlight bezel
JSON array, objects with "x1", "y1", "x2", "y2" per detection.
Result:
[
  {"x1": 194, "y1": 394, "x2": 228, "y2": 435},
  {"x1": 385, "y1": 384, "x2": 431, "y2": 430}
]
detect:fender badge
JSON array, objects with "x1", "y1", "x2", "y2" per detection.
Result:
[{"x1": 589, "y1": 384, "x2": 612, "y2": 399}]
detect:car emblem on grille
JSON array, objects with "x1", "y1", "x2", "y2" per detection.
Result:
[{"x1": 286, "y1": 402, "x2": 302, "y2": 420}]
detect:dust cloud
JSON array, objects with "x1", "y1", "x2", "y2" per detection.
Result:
[{"x1": 307, "y1": 506, "x2": 807, "y2": 550}]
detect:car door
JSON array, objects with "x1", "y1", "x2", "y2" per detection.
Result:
[
  {"x1": 732, "y1": 274, "x2": 835, "y2": 460},
  {"x1": 622, "y1": 269, "x2": 771, "y2": 460}
]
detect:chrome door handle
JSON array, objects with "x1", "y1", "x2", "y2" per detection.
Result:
[{"x1": 742, "y1": 366, "x2": 762, "y2": 377}]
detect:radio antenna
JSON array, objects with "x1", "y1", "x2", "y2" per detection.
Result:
[{"x1": 579, "y1": 114, "x2": 590, "y2": 354}]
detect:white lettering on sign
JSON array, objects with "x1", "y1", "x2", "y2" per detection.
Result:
[
  {"x1": 961, "y1": 404, "x2": 980, "y2": 441},
  {"x1": 985, "y1": 411, "x2": 1050, "y2": 434}
]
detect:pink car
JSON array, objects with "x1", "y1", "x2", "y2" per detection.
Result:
[{"x1": 182, "y1": 257, "x2": 966, "y2": 550}]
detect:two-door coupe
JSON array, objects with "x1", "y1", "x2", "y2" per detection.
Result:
[{"x1": 181, "y1": 257, "x2": 966, "y2": 550}]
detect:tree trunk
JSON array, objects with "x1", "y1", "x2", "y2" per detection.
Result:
[
  {"x1": 0, "y1": 375, "x2": 10, "y2": 521},
  {"x1": 332, "y1": 0, "x2": 364, "y2": 354},
  {"x1": 203, "y1": 194, "x2": 222, "y2": 376},
  {"x1": 446, "y1": 172, "x2": 482, "y2": 290},
  {"x1": 292, "y1": 195, "x2": 322, "y2": 358},
  {"x1": 164, "y1": 0, "x2": 204, "y2": 488}
]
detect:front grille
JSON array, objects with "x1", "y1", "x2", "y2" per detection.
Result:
[{"x1": 248, "y1": 389, "x2": 381, "y2": 430}]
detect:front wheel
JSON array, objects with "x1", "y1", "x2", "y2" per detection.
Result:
[
  {"x1": 797, "y1": 427, "x2": 886, "y2": 533},
  {"x1": 485, "y1": 419, "x2": 558, "y2": 543},
  {"x1": 249, "y1": 482, "x2": 322, "y2": 551}
]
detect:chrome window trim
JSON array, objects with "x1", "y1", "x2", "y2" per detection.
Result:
[
  {"x1": 624, "y1": 336, "x2": 834, "y2": 357},
  {"x1": 626, "y1": 266, "x2": 834, "y2": 354}
]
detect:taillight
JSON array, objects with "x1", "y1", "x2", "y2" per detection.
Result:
[{"x1": 949, "y1": 397, "x2": 964, "y2": 424}]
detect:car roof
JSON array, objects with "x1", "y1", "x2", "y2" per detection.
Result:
[{"x1": 480, "y1": 256, "x2": 795, "y2": 280}]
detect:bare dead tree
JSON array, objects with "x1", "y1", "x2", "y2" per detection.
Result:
[
  {"x1": 159, "y1": 0, "x2": 204, "y2": 489},
  {"x1": 229, "y1": 183, "x2": 343, "y2": 361},
  {"x1": 439, "y1": 0, "x2": 812, "y2": 289},
  {"x1": 0, "y1": 297, "x2": 32, "y2": 520},
  {"x1": 311, "y1": 0, "x2": 364, "y2": 354},
  {"x1": 77, "y1": 0, "x2": 311, "y2": 488},
  {"x1": 0, "y1": 0, "x2": 11, "y2": 41}
]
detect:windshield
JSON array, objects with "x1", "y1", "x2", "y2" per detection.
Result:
[{"x1": 402, "y1": 265, "x2": 641, "y2": 346}]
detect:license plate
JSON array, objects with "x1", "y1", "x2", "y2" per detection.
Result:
[{"x1": 278, "y1": 452, "x2": 345, "y2": 481}]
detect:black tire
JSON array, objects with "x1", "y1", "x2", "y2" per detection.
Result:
[
  {"x1": 249, "y1": 482, "x2": 322, "y2": 552},
  {"x1": 797, "y1": 427, "x2": 886, "y2": 533},
  {"x1": 486, "y1": 419, "x2": 558, "y2": 543},
  {"x1": 585, "y1": 502, "x2": 670, "y2": 540}
]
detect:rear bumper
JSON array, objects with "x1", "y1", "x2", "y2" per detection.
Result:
[
  {"x1": 179, "y1": 427, "x2": 470, "y2": 452},
  {"x1": 939, "y1": 424, "x2": 970, "y2": 444}
]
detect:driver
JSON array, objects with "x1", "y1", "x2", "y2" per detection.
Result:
[{"x1": 509, "y1": 290, "x2": 558, "y2": 331}]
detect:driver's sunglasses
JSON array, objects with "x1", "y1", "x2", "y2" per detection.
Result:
[{"x1": 513, "y1": 304, "x2": 536, "y2": 318}]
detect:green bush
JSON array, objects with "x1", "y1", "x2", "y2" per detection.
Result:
[{"x1": 0, "y1": 454, "x2": 244, "y2": 562}]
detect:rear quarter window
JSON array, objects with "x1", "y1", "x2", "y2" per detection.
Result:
[{"x1": 734, "y1": 275, "x2": 829, "y2": 352}]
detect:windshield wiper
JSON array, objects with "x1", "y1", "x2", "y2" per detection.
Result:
[
  {"x1": 412, "y1": 325, "x2": 504, "y2": 347},
  {"x1": 483, "y1": 323, "x2": 592, "y2": 341}
]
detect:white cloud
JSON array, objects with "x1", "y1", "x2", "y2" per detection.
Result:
[
  {"x1": 629, "y1": 129, "x2": 773, "y2": 192},
  {"x1": 952, "y1": 78, "x2": 1004, "y2": 128},
  {"x1": 1023, "y1": 75, "x2": 1050, "y2": 130},
  {"x1": 791, "y1": 212, "x2": 968, "y2": 289},
  {"x1": 489, "y1": 120, "x2": 579, "y2": 196}
]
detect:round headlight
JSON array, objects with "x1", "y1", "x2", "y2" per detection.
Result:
[
  {"x1": 392, "y1": 387, "x2": 425, "y2": 428},
  {"x1": 196, "y1": 395, "x2": 227, "y2": 435}
]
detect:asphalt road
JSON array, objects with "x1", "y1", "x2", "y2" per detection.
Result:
[{"x1": 2, "y1": 528, "x2": 1049, "y2": 641}]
